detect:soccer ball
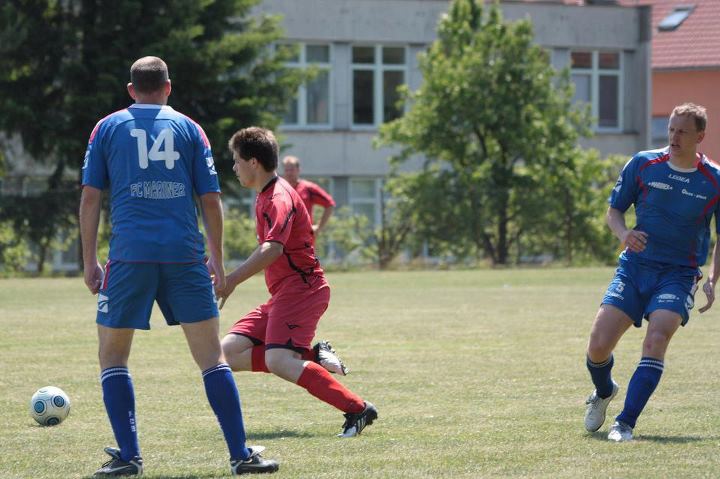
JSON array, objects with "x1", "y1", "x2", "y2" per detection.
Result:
[{"x1": 30, "y1": 386, "x2": 71, "y2": 426}]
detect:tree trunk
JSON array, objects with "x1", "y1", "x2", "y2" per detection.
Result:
[{"x1": 496, "y1": 190, "x2": 509, "y2": 265}]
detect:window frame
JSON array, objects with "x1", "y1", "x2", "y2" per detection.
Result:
[
  {"x1": 280, "y1": 42, "x2": 333, "y2": 130},
  {"x1": 570, "y1": 50, "x2": 624, "y2": 134},
  {"x1": 349, "y1": 177, "x2": 383, "y2": 227},
  {"x1": 351, "y1": 45, "x2": 408, "y2": 129}
]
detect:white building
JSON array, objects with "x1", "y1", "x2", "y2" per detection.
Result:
[{"x1": 254, "y1": 0, "x2": 652, "y2": 225}]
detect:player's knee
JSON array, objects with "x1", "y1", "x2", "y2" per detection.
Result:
[
  {"x1": 642, "y1": 331, "x2": 671, "y2": 355},
  {"x1": 264, "y1": 350, "x2": 292, "y2": 376},
  {"x1": 220, "y1": 337, "x2": 241, "y2": 369},
  {"x1": 587, "y1": 337, "x2": 612, "y2": 363}
]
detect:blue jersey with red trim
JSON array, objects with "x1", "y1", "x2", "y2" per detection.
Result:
[
  {"x1": 609, "y1": 147, "x2": 720, "y2": 267},
  {"x1": 82, "y1": 104, "x2": 220, "y2": 262}
]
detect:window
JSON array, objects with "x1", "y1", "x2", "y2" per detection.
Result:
[
  {"x1": 651, "y1": 116, "x2": 670, "y2": 147},
  {"x1": 281, "y1": 43, "x2": 332, "y2": 128},
  {"x1": 571, "y1": 50, "x2": 622, "y2": 131},
  {"x1": 349, "y1": 178, "x2": 381, "y2": 227},
  {"x1": 352, "y1": 46, "x2": 407, "y2": 127},
  {"x1": 658, "y1": 5, "x2": 695, "y2": 32}
]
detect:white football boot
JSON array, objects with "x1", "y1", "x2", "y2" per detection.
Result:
[
  {"x1": 584, "y1": 381, "x2": 619, "y2": 432},
  {"x1": 608, "y1": 420, "x2": 633, "y2": 442}
]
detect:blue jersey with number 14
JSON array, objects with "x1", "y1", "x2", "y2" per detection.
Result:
[
  {"x1": 82, "y1": 104, "x2": 220, "y2": 263},
  {"x1": 609, "y1": 147, "x2": 720, "y2": 268}
]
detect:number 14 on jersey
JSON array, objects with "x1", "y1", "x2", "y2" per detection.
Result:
[{"x1": 130, "y1": 128, "x2": 180, "y2": 170}]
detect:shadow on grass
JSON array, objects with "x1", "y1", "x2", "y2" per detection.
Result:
[
  {"x1": 82, "y1": 475, "x2": 220, "y2": 479},
  {"x1": 638, "y1": 434, "x2": 716, "y2": 444},
  {"x1": 585, "y1": 431, "x2": 608, "y2": 441},
  {"x1": 249, "y1": 429, "x2": 315, "y2": 440},
  {"x1": 586, "y1": 431, "x2": 715, "y2": 444}
]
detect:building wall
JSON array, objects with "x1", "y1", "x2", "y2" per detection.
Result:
[
  {"x1": 652, "y1": 70, "x2": 720, "y2": 160},
  {"x1": 257, "y1": 0, "x2": 652, "y2": 182}
]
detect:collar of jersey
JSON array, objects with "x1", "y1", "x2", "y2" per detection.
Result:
[
  {"x1": 129, "y1": 103, "x2": 174, "y2": 110},
  {"x1": 668, "y1": 162, "x2": 697, "y2": 173},
  {"x1": 261, "y1": 175, "x2": 279, "y2": 193}
]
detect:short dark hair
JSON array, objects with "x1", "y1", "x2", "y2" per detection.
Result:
[
  {"x1": 228, "y1": 127, "x2": 279, "y2": 172},
  {"x1": 130, "y1": 56, "x2": 169, "y2": 94}
]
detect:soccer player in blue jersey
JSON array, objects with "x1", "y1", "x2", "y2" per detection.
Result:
[
  {"x1": 583, "y1": 103, "x2": 720, "y2": 442},
  {"x1": 79, "y1": 56, "x2": 278, "y2": 476}
]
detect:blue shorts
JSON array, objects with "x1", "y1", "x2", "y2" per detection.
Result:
[
  {"x1": 601, "y1": 257, "x2": 700, "y2": 327},
  {"x1": 96, "y1": 261, "x2": 219, "y2": 330}
]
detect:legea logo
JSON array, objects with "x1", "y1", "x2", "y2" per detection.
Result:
[{"x1": 668, "y1": 174, "x2": 690, "y2": 183}]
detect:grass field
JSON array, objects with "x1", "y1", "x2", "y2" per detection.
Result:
[{"x1": 2, "y1": 268, "x2": 720, "y2": 478}]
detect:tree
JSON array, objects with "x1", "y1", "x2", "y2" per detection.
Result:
[
  {"x1": 377, "y1": 0, "x2": 593, "y2": 265},
  {"x1": 0, "y1": 0, "x2": 302, "y2": 269}
]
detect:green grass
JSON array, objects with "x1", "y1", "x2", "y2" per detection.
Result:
[{"x1": 2, "y1": 269, "x2": 720, "y2": 478}]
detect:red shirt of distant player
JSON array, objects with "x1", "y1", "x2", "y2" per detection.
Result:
[
  {"x1": 293, "y1": 180, "x2": 335, "y2": 223},
  {"x1": 256, "y1": 176, "x2": 324, "y2": 294}
]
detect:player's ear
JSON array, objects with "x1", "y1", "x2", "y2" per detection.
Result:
[
  {"x1": 697, "y1": 130, "x2": 705, "y2": 144},
  {"x1": 127, "y1": 83, "x2": 136, "y2": 100},
  {"x1": 165, "y1": 79, "x2": 172, "y2": 97}
]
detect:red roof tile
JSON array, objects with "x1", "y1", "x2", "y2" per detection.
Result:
[{"x1": 618, "y1": 0, "x2": 720, "y2": 70}]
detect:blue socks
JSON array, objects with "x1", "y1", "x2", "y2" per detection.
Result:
[
  {"x1": 202, "y1": 364, "x2": 250, "y2": 461},
  {"x1": 616, "y1": 357, "x2": 664, "y2": 429},
  {"x1": 101, "y1": 367, "x2": 140, "y2": 461},
  {"x1": 586, "y1": 354, "x2": 615, "y2": 398}
]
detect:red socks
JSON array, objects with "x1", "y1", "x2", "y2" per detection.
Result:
[
  {"x1": 296, "y1": 362, "x2": 365, "y2": 413},
  {"x1": 251, "y1": 346, "x2": 269, "y2": 373}
]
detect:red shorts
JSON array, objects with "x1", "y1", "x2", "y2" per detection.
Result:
[{"x1": 229, "y1": 275, "x2": 330, "y2": 351}]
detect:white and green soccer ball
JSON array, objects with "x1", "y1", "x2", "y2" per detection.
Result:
[{"x1": 30, "y1": 386, "x2": 71, "y2": 426}]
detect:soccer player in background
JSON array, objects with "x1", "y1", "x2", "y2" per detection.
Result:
[
  {"x1": 583, "y1": 103, "x2": 720, "y2": 442},
  {"x1": 79, "y1": 56, "x2": 278, "y2": 476},
  {"x1": 220, "y1": 127, "x2": 378, "y2": 438},
  {"x1": 282, "y1": 155, "x2": 336, "y2": 236}
]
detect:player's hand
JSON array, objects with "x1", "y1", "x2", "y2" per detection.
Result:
[
  {"x1": 84, "y1": 261, "x2": 104, "y2": 295},
  {"x1": 218, "y1": 281, "x2": 237, "y2": 310},
  {"x1": 621, "y1": 229, "x2": 648, "y2": 253},
  {"x1": 206, "y1": 256, "x2": 226, "y2": 297},
  {"x1": 699, "y1": 279, "x2": 715, "y2": 313},
  {"x1": 312, "y1": 224, "x2": 320, "y2": 234}
]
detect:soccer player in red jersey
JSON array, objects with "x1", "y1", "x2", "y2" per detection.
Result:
[
  {"x1": 282, "y1": 155, "x2": 335, "y2": 236},
  {"x1": 220, "y1": 127, "x2": 377, "y2": 438}
]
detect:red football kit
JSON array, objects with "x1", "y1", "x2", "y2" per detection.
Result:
[
  {"x1": 293, "y1": 179, "x2": 335, "y2": 223},
  {"x1": 230, "y1": 176, "x2": 328, "y2": 351}
]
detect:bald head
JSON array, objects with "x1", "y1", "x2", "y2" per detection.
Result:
[{"x1": 130, "y1": 56, "x2": 169, "y2": 94}]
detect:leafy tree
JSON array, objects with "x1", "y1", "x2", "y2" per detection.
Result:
[
  {"x1": 0, "y1": 220, "x2": 30, "y2": 274},
  {"x1": 315, "y1": 206, "x2": 371, "y2": 269},
  {"x1": 0, "y1": 0, "x2": 302, "y2": 268},
  {"x1": 223, "y1": 209, "x2": 258, "y2": 261},
  {"x1": 377, "y1": 0, "x2": 593, "y2": 265}
]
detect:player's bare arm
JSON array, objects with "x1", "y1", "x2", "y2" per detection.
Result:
[
  {"x1": 200, "y1": 192, "x2": 226, "y2": 295},
  {"x1": 219, "y1": 241, "x2": 284, "y2": 309},
  {"x1": 699, "y1": 238, "x2": 720, "y2": 313},
  {"x1": 314, "y1": 205, "x2": 334, "y2": 234},
  {"x1": 79, "y1": 185, "x2": 104, "y2": 295},
  {"x1": 606, "y1": 207, "x2": 647, "y2": 253}
]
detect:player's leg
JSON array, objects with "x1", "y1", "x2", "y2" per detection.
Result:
[
  {"x1": 222, "y1": 306, "x2": 269, "y2": 373},
  {"x1": 611, "y1": 309, "x2": 682, "y2": 441},
  {"x1": 223, "y1": 305, "x2": 345, "y2": 374},
  {"x1": 163, "y1": 263, "x2": 277, "y2": 474},
  {"x1": 610, "y1": 271, "x2": 694, "y2": 442},
  {"x1": 584, "y1": 305, "x2": 633, "y2": 432},
  {"x1": 265, "y1": 279, "x2": 377, "y2": 437},
  {"x1": 94, "y1": 262, "x2": 156, "y2": 477},
  {"x1": 584, "y1": 265, "x2": 640, "y2": 433}
]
